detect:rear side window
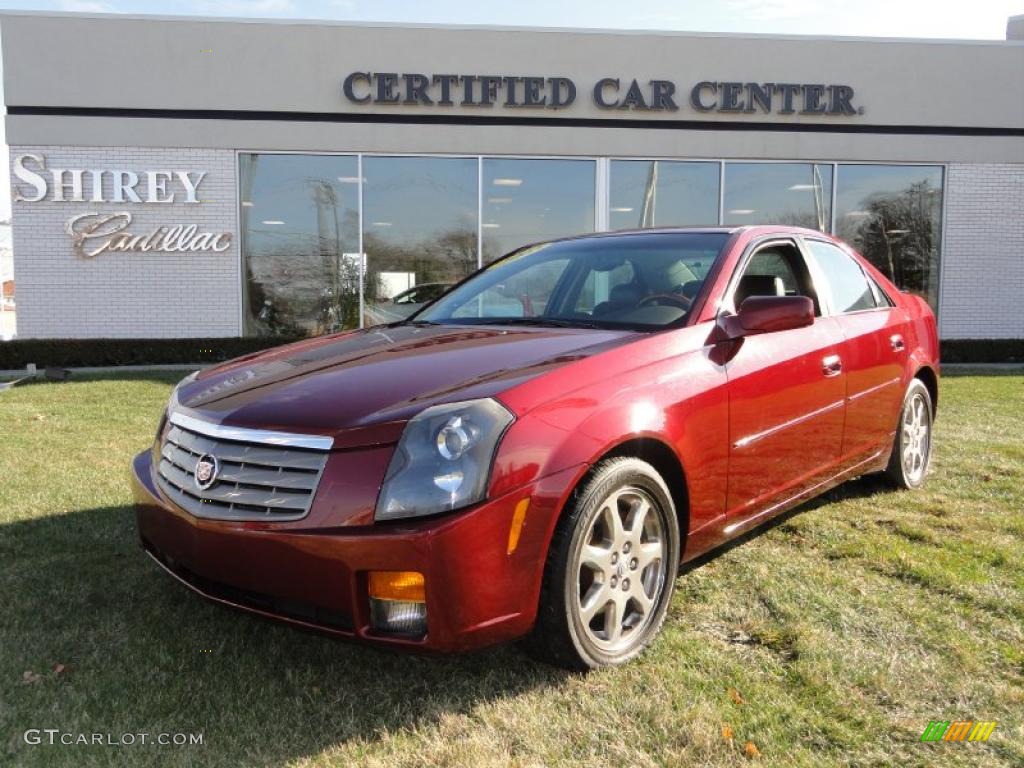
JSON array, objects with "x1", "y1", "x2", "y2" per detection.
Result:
[{"x1": 807, "y1": 240, "x2": 878, "y2": 314}]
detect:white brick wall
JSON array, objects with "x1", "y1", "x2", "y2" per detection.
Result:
[
  {"x1": 940, "y1": 163, "x2": 1024, "y2": 340},
  {"x1": 9, "y1": 145, "x2": 239, "y2": 339}
]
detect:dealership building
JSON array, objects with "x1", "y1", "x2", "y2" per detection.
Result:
[{"x1": 1, "y1": 11, "x2": 1022, "y2": 346}]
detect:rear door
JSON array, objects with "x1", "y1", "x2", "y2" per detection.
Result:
[
  {"x1": 723, "y1": 238, "x2": 847, "y2": 520},
  {"x1": 802, "y1": 238, "x2": 909, "y2": 464}
]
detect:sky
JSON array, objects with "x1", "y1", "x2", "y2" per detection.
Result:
[
  {"x1": 0, "y1": 0, "x2": 1020, "y2": 222},
  {"x1": 0, "y1": 0, "x2": 1017, "y2": 38}
]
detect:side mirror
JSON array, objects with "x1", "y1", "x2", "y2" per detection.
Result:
[{"x1": 722, "y1": 296, "x2": 814, "y2": 338}]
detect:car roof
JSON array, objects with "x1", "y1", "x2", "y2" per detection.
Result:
[
  {"x1": 489, "y1": 225, "x2": 842, "y2": 264},
  {"x1": 583, "y1": 225, "x2": 831, "y2": 239},
  {"x1": 545, "y1": 224, "x2": 840, "y2": 242},
  {"x1": 573, "y1": 226, "x2": 739, "y2": 239}
]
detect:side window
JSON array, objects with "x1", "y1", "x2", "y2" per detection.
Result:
[
  {"x1": 732, "y1": 243, "x2": 820, "y2": 314},
  {"x1": 807, "y1": 240, "x2": 879, "y2": 314}
]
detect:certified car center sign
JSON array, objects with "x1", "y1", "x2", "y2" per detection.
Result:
[
  {"x1": 342, "y1": 72, "x2": 862, "y2": 115},
  {"x1": 12, "y1": 153, "x2": 233, "y2": 260}
]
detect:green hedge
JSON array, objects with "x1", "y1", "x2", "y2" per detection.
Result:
[
  {"x1": 0, "y1": 335, "x2": 1020, "y2": 370},
  {"x1": 0, "y1": 337, "x2": 303, "y2": 370},
  {"x1": 940, "y1": 339, "x2": 1024, "y2": 364}
]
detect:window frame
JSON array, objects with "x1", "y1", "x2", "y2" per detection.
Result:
[{"x1": 722, "y1": 236, "x2": 824, "y2": 317}]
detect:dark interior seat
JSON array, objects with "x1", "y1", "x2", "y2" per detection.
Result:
[
  {"x1": 735, "y1": 274, "x2": 785, "y2": 307},
  {"x1": 679, "y1": 280, "x2": 703, "y2": 300},
  {"x1": 593, "y1": 283, "x2": 643, "y2": 316}
]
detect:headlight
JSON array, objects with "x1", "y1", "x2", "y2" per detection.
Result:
[{"x1": 375, "y1": 398, "x2": 514, "y2": 521}]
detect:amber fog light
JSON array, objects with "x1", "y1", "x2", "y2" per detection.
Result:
[{"x1": 368, "y1": 571, "x2": 427, "y2": 636}]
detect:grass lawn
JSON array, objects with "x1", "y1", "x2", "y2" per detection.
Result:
[{"x1": 1, "y1": 371, "x2": 1022, "y2": 767}]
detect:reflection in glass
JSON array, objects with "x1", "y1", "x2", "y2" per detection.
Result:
[
  {"x1": 238, "y1": 155, "x2": 947, "y2": 336},
  {"x1": 481, "y1": 158, "x2": 595, "y2": 263},
  {"x1": 806, "y1": 240, "x2": 878, "y2": 313},
  {"x1": 421, "y1": 233, "x2": 730, "y2": 329},
  {"x1": 835, "y1": 165, "x2": 944, "y2": 310},
  {"x1": 362, "y1": 156, "x2": 478, "y2": 326},
  {"x1": 240, "y1": 154, "x2": 360, "y2": 337},
  {"x1": 609, "y1": 160, "x2": 719, "y2": 230},
  {"x1": 723, "y1": 163, "x2": 833, "y2": 231},
  {"x1": 451, "y1": 255, "x2": 572, "y2": 319},
  {"x1": 0, "y1": 238, "x2": 14, "y2": 340}
]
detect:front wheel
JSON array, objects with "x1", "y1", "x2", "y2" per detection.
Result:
[
  {"x1": 522, "y1": 457, "x2": 680, "y2": 670},
  {"x1": 884, "y1": 378, "x2": 934, "y2": 489}
]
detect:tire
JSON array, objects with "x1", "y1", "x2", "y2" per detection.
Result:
[
  {"x1": 884, "y1": 378, "x2": 934, "y2": 490},
  {"x1": 521, "y1": 457, "x2": 680, "y2": 670}
]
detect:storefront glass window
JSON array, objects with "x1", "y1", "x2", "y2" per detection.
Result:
[
  {"x1": 240, "y1": 153, "x2": 361, "y2": 337},
  {"x1": 481, "y1": 158, "x2": 595, "y2": 263},
  {"x1": 362, "y1": 156, "x2": 478, "y2": 326},
  {"x1": 239, "y1": 155, "x2": 945, "y2": 336},
  {"x1": 723, "y1": 162, "x2": 833, "y2": 231},
  {"x1": 0, "y1": 231, "x2": 14, "y2": 341},
  {"x1": 609, "y1": 160, "x2": 719, "y2": 230},
  {"x1": 834, "y1": 164, "x2": 944, "y2": 310}
]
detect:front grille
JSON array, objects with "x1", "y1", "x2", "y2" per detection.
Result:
[{"x1": 155, "y1": 413, "x2": 331, "y2": 522}]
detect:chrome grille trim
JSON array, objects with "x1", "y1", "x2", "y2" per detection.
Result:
[
  {"x1": 168, "y1": 411, "x2": 334, "y2": 450},
  {"x1": 156, "y1": 413, "x2": 331, "y2": 522}
]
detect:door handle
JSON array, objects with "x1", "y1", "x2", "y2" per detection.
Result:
[
  {"x1": 890, "y1": 334, "x2": 905, "y2": 352},
  {"x1": 822, "y1": 354, "x2": 843, "y2": 377}
]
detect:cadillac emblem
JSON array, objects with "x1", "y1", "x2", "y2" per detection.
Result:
[{"x1": 194, "y1": 453, "x2": 220, "y2": 491}]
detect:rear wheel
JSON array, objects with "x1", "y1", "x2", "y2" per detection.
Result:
[
  {"x1": 522, "y1": 458, "x2": 680, "y2": 670},
  {"x1": 885, "y1": 379, "x2": 934, "y2": 489}
]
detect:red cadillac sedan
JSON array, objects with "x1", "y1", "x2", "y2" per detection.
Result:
[{"x1": 133, "y1": 226, "x2": 938, "y2": 669}]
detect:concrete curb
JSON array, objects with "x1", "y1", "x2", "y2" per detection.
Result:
[
  {"x1": 0, "y1": 363, "x2": 208, "y2": 379},
  {"x1": 942, "y1": 363, "x2": 1024, "y2": 370}
]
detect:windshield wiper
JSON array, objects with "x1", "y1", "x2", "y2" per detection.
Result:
[{"x1": 479, "y1": 317, "x2": 607, "y2": 330}]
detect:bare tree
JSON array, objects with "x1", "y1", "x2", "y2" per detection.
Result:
[{"x1": 842, "y1": 180, "x2": 940, "y2": 303}]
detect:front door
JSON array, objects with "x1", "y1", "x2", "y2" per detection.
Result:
[{"x1": 723, "y1": 240, "x2": 847, "y2": 520}]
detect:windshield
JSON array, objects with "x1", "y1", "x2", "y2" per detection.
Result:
[{"x1": 414, "y1": 232, "x2": 730, "y2": 330}]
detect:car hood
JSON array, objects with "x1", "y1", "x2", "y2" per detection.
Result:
[{"x1": 175, "y1": 324, "x2": 635, "y2": 446}]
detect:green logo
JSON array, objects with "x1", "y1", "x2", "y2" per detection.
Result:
[{"x1": 920, "y1": 720, "x2": 996, "y2": 742}]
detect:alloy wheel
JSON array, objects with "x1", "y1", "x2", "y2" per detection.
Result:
[
  {"x1": 901, "y1": 391, "x2": 931, "y2": 484},
  {"x1": 573, "y1": 486, "x2": 667, "y2": 653}
]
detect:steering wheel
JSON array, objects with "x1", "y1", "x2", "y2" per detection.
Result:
[{"x1": 636, "y1": 293, "x2": 692, "y2": 311}]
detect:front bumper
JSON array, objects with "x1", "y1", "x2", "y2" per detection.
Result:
[{"x1": 132, "y1": 450, "x2": 572, "y2": 652}]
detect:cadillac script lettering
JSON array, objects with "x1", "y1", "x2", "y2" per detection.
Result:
[
  {"x1": 13, "y1": 154, "x2": 234, "y2": 260},
  {"x1": 67, "y1": 212, "x2": 232, "y2": 260}
]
